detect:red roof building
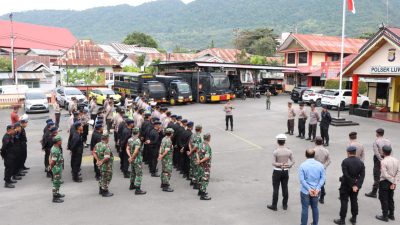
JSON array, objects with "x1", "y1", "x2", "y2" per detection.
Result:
[
  {"x1": 278, "y1": 33, "x2": 367, "y2": 91},
  {"x1": 0, "y1": 20, "x2": 77, "y2": 51}
]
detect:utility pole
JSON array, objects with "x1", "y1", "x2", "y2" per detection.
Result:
[{"x1": 9, "y1": 13, "x2": 17, "y2": 89}]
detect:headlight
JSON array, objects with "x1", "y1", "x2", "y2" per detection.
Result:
[
  {"x1": 189, "y1": 95, "x2": 192, "y2": 99},
  {"x1": 178, "y1": 96, "x2": 183, "y2": 99}
]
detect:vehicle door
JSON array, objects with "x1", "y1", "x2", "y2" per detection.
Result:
[
  {"x1": 342, "y1": 91, "x2": 352, "y2": 106},
  {"x1": 169, "y1": 83, "x2": 178, "y2": 99}
]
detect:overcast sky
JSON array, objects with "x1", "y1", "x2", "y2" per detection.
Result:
[{"x1": 1, "y1": 0, "x2": 194, "y2": 15}]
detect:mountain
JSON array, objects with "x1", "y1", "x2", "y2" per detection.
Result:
[{"x1": 1, "y1": 0, "x2": 399, "y2": 50}]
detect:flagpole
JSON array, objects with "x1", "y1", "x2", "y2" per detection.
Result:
[{"x1": 338, "y1": 0, "x2": 346, "y2": 118}]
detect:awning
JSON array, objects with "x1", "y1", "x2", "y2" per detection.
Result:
[
  {"x1": 17, "y1": 73, "x2": 46, "y2": 80},
  {"x1": 0, "y1": 73, "x2": 12, "y2": 80}
]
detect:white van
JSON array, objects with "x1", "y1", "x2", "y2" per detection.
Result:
[
  {"x1": 0, "y1": 85, "x2": 29, "y2": 94},
  {"x1": 24, "y1": 90, "x2": 49, "y2": 113}
]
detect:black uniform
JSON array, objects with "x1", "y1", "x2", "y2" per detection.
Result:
[
  {"x1": 120, "y1": 126, "x2": 132, "y2": 176},
  {"x1": 320, "y1": 111, "x2": 332, "y2": 145},
  {"x1": 174, "y1": 124, "x2": 185, "y2": 170},
  {"x1": 338, "y1": 156, "x2": 365, "y2": 221},
  {"x1": 13, "y1": 131, "x2": 24, "y2": 175},
  {"x1": 180, "y1": 128, "x2": 192, "y2": 178},
  {"x1": 19, "y1": 127, "x2": 27, "y2": 171},
  {"x1": 90, "y1": 130, "x2": 102, "y2": 179},
  {"x1": 141, "y1": 120, "x2": 152, "y2": 164},
  {"x1": 2, "y1": 133, "x2": 16, "y2": 183},
  {"x1": 147, "y1": 128, "x2": 160, "y2": 175},
  {"x1": 70, "y1": 132, "x2": 84, "y2": 179},
  {"x1": 168, "y1": 121, "x2": 179, "y2": 167},
  {"x1": 41, "y1": 132, "x2": 54, "y2": 176}
]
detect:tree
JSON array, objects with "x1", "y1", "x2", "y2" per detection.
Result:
[
  {"x1": 235, "y1": 28, "x2": 279, "y2": 56},
  {"x1": 358, "y1": 81, "x2": 367, "y2": 94},
  {"x1": 0, "y1": 57, "x2": 12, "y2": 72},
  {"x1": 358, "y1": 32, "x2": 375, "y2": 39},
  {"x1": 324, "y1": 79, "x2": 346, "y2": 90},
  {"x1": 249, "y1": 55, "x2": 267, "y2": 65},
  {"x1": 65, "y1": 69, "x2": 104, "y2": 85},
  {"x1": 208, "y1": 40, "x2": 215, "y2": 49},
  {"x1": 136, "y1": 55, "x2": 146, "y2": 68},
  {"x1": 236, "y1": 49, "x2": 250, "y2": 64},
  {"x1": 123, "y1": 32, "x2": 158, "y2": 48}
]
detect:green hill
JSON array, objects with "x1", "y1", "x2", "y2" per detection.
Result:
[{"x1": 1, "y1": 0, "x2": 399, "y2": 50}]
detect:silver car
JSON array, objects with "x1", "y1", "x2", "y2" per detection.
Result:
[{"x1": 24, "y1": 90, "x2": 49, "y2": 113}]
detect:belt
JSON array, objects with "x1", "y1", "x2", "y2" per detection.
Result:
[{"x1": 274, "y1": 168, "x2": 289, "y2": 171}]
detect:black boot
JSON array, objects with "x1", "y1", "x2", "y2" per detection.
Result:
[
  {"x1": 129, "y1": 183, "x2": 135, "y2": 190},
  {"x1": 52, "y1": 196, "x2": 64, "y2": 203},
  {"x1": 193, "y1": 183, "x2": 199, "y2": 190},
  {"x1": 375, "y1": 215, "x2": 388, "y2": 222},
  {"x1": 198, "y1": 190, "x2": 202, "y2": 196},
  {"x1": 319, "y1": 197, "x2": 324, "y2": 204},
  {"x1": 135, "y1": 187, "x2": 147, "y2": 195},
  {"x1": 349, "y1": 216, "x2": 357, "y2": 224},
  {"x1": 102, "y1": 190, "x2": 114, "y2": 197},
  {"x1": 12, "y1": 176, "x2": 22, "y2": 180},
  {"x1": 190, "y1": 181, "x2": 194, "y2": 186},
  {"x1": 162, "y1": 186, "x2": 174, "y2": 192},
  {"x1": 333, "y1": 218, "x2": 345, "y2": 225},
  {"x1": 123, "y1": 172, "x2": 130, "y2": 178},
  {"x1": 267, "y1": 204, "x2": 277, "y2": 211},
  {"x1": 99, "y1": 187, "x2": 103, "y2": 195},
  {"x1": 55, "y1": 193, "x2": 65, "y2": 198},
  {"x1": 365, "y1": 189, "x2": 377, "y2": 198},
  {"x1": 4, "y1": 182, "x2": 15, "y2": 188},
  {"x1": 388, "y1": 214, "x2": 395, "y2": 221},
  {"x1": 200, "y1": 192, "x2": 211, "y2": 200}
]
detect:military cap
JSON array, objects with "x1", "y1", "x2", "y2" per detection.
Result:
[
  {"x1": 187, "y1": 121, "x2": 194, "y2": 127},
  {"x1": 152, "y1": 118, "x2": 160, "y2": 122},
  {"x1": 349, "y1": 132, "x2": 357, "y2": 137},
  {"x1": 53, "y1": 135, "x2": 62, "y2": 142},
  {"x1": 195, "y1": 124, "x2": 202, "y2": 129},
  {"x1": 126, "y1": 119, "x2": 134, "y2": 125},
  {"x1": 46, "y1": 119, "x2": 53, "y2": 124},
  {"x1": 95, "y1": 124, "x2": 103, "y2": 129},
  {"x1": 203, "y1": 133, "x2": 211, "y2": 140},
  {"x1": 144, "y1": 113, "x2": 151, "y2": 117},
  {"x1": 132, "y1": 127, "x2": 140, "y2": 134},
  {"x1": 171, "y1": 114, "x2": 177, "y2": 118},
  {"x1": 101, "y1": 133, "x2": 109, "y2": 139},
  {"x1": 376, "y1": 128, "x2": 384, "y2": 134},
  {"x1": 50, "y1": 127, "x2": 58, "y2": 133},
  {"x1": 165, "y1": 128, "x2": 174, "y2": 134},
  {"x1": 346, "y1": 146, "x2": 357, "y2": 152},
  {"x1": 13, "y1": 122, "x2": 21, "y2": 128},
  {"x1": 176, "y1": 116, "x2": 182, "y2": 120},
  {"x1": 182, "y1": 119, "x2": 188, "y2": 124},
  {"x1": 48, "y1": 121, "x2": 55, "y2": 126},
  {"x1": 322, "y1": 105, "x2": 328, "y2": 109},
  {"x1": 153, "y1": 121, "x2": 162, "y2": 125},
  {"x1": 6, "y1": 125, "x2": 13, "y2": 130},
  {"x1": 382, "y1": 145, "x2": 392, "y2": 153},
  {"x1": 73, "y1": 121, "x2": 82, "y2": 128},
  {"x1": 276, "y1": 134, "x2": 287, "y2": 140}
]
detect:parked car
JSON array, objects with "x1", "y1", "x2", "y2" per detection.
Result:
[
  {"x1": 302, "y1": 89, "x2": 330, "y2": 107},
  {"x1": 290, "y1": 86, "x2": 308, "y2": 103},
  {"x1": 321, "y1": 89, "x2": 370, "y2": 110},
  {"x1": 89, "y1": 88, "x2": 121, "y2": 105},
  {"x1": 55, "y1": 87, "x2": 88, "y2": 109},
  {"x1": 24, "y1": 90, "x2": 49, "y2": 113}
]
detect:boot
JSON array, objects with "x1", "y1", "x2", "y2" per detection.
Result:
[
  {"x1": 365, "y1": 189, "x2": 377, "y2": 198},
  {"x1": 73, "y1": 177, "x2": 82, "y2": 183},
  {"x1": 349, "y1": 216, "x2": 357, "y2": 224},
  {"x1": 52, "y1": 196, "x2": 64, "y2": 203},
  {"x1": 135, "y1": 187, "x2": 147, "y2": 195},
  {"x1": 102, "y1": 190, "x2": 114, "y2": 197},
  {"x1": 200, "y1": 192, "x2": 211, "y2": 200},
  {"x1": 162, "y1": 186, "x2": 174, "y2": 192},
  {"x1": 388, "y1": 214, "x2": 395, "y2": 221},
  {"x1": 267, "y1": 204, "x2": 277, "y2": 211},
  {"x1": 319, "y1": 197, "x2": 324, "y2": 204},
  {"x1": 8, "y1": 179, "x2": 17, "y2": 184},
  {"x1": 46, "y1": 172, "x2": 52, "y2": 178},
  {"x1": 12, "y1": 176, "x2": 22, "y2": 180},
  {"x1": 4, "y1": 182, "x2": 15, "y2": 188},
  {"x1": 193, "y1": 183, "x2": 199, "y2": 190},
  {"x1": 160, "y1": 183, "x2": 167, "y2": 188},
  {"x1": 99, "y1": 187, "x2": 103, "y2": 195},
  {"x1": 306, "y1": 137, "x2": 311, "y2": 140},
  {"x1": 190, "y1": 181, "x2": 194, "y2": 186},
  {"x1": 123, "y1": 172, "x2": 130, "y2": 178},
  {"x1": 333, "y1": 218, "x2": 345, "y2": 225},
  {"x1": 129, "y1": 183, "x2": 135, "y2": 190},
  {"x1": 375, "y1": 215, "x2": 388, "y2": 222},
  {"x1": 55, "y1": 193, "x2": 65, "y2": 198},
  {"x1": 23, "y1": 166, "x2": 30, "y2": 170},
  {"x1": 198, "y1": 190, "x2": 201, "y2": 196}
]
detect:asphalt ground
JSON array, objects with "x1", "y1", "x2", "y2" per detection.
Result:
[{"x1": 0, "y1": 94, "x2": 399, "y2": 225}]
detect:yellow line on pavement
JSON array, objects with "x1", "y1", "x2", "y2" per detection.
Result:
[{"x1": 215, "y1": 127, "x2": 263, "y2": 150}]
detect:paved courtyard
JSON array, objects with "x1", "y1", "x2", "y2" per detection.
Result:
[{"x1": 0, "y1": 95, "x2": 398, "y2": 225}]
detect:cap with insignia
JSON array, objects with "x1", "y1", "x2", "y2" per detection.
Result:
[
  {"x1": 53, "y1": 135, "x2": 62, "y2": 142},
  {"x1": 144, "y1": 113, "x2": 151, "y2": 117},
  {"x1": 50, "y1": 127, "x2": 58, "y2": 133},
  {"x1": 165, "y1": 128, "x2": 174, "y2": 134},
  {"x1": 382, "y1": 145, "x2": 392, "y2": 153},
  {"x1": 48, "y1": 121, "x2": 55, "y2": 126},
  {"x1": 73, "y1": 121, "x2": 82, "y2": 128},
  {"x1": 153, "y1": 121, "x2": 162, "y2": 125},
  {"x1": 132, "y1": 127, "x2": 140, "y2": 134},
  {"x1": 171, "y1": 114, "x2": 177, "y2": 118},
  {"x1": 46, "y1": 119, "x2": 53, "y2": 124},
  {"x1": 187, "y1": 121, "x2": 194, "y2": 127},
  {"x1": 276, "y1": 134, "x2": 287, "y2": 140},
  {"x1": 182, "y1": 119, "x2": 188, "y2": 124},
  {"x1": 176, "y1": 116, "x2": 182, "y2": 120},
  {"x1": 346, "y1": 146, "x2": 357, "y2": 152}
]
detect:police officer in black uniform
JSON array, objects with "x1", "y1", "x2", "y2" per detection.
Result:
[
  {"x1": 146, "y1": 120, "x2": 162, "y2": 177},
  {"x1": 43, "y1": 119, "x2": 53, "y2": 134},
  {"x1": 168, "y1": 115, "x2": 178, "y2": 168},
  {"x1": 333, "y1": 146, "x2": 365, "y2": 225},
  {"x1": 19, "y1": 119, "x2": 29, "y2": 172},
  {"x1": 141, "y1": 113, "x2": 152, "y2": 165},
  {"x1": 70, "y1": 122, "x2": 84, "y2": 182},
  {"x1": 12, "y1": 122, "x2": 25, "y2": 179},
  {"x1": 180, "y1": 121, "x2": 193, "y2": 180},
  {"x1": 120, "y1": 119, "x2": 134, "y2": 178},
  {"x1": 320, "y1": 105, "x2": 332, "y2": 146},
  {"x1": 2, "y1": 125, "x2": 17, "y2": 188},
  {"x1": 117, "y1": 115, "x2": 128, "y2": 171},
  {"x1": 43, "y1": 126, "x2": 58, "y2": 178},
  {"x1": 90, "y1": 123, "x2": 103, "y2": 180}
]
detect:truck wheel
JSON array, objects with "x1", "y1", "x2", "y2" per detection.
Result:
[
  {"x1": 170, "y1": 99, "x2": 176, "y2": 105},
  {"x1": 199, "y1": 95, "x2": 206, "y2": 103},
  {"x1": 315, "y1": 99, "x2": 322, "y2": 107},
  {"x1": 361, "y1": 101, "x2": 369, "y2": 109}
]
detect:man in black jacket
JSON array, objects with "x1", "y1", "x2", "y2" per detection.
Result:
[
  {"x1": 2, "y1": 125, "x2": 17, "y2": 188},
  {"x1": 320, "y1": 105, "x2": 332, "y2": 146},
  {"x1": 120, "y1": 119, "x2": 134, "y2": 178},
  {"x1": 90, "y1": 123, "x2": 103, "y2": 180},
  {"x1": 19, "y1": 119, "x2": 29, "y2": 172},
  {"x1": 141, "y1": 113, "x2": 152, "y2": 164},
  {"x1": 333, "y1": 146, "x2": 365, "y2": 225},
  {"x1": 146, "y1": 121, "x2": 161, "y2": 177},
  {"x1": 117, "y1": 115, "x2": 128, "y2": 171},
  {"x1": 42, "y1": 126, "x2": 58, "y2": 178},
  {"x1": 70, "y1": 122, "x2": 84, "y2": 182},
  {"x1": 180, "y1": 121, "x2": 193, "y2": 180}
]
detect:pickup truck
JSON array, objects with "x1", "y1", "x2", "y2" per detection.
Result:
[{"x1": 321, "y1": 89, "x2": 370, "y2": 110}]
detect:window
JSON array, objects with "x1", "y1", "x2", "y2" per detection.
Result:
[
  {"x1": 343, "y1": 91, "x2": 352, "y2": 96},
  {"x1": 287, "y1": 53, "x2": 295, "y2": 64},
  {"x1": 298, "y1": 52, "x2": 308, "y2": 64},
  {"x1": 286, "y1": 74, "x2": 295, "y2": 85},
  {"x1": 23, "y1": 80, "x2": 40, "y2": 88},
  {"x1": 330, "y1": 54, "x2": 340, "y2": 62}
]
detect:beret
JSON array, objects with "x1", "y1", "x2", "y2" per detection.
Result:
[
  {"x1": 382, "y1": 145, "x2": 392, "y2": 153},
  {"x1": 346, "y1": 146, "x2": 357, "y2": 152},
  {"x1": 53, "y1": 135, "x2": 62, "y2": 142}
]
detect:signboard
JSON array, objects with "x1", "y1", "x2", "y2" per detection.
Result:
[{"x1": 370, "y1": 66, "x2": 400, "y2": 74}]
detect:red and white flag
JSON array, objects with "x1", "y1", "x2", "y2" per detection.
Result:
[{"x1": 347, "y1": 0, "x2": 356, "y2": 14}]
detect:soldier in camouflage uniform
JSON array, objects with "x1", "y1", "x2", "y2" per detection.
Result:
[
  {"x1": 49, "y1": 135, "x2": 65, "y2": 203},
  {"x1": 197, "y1": 133, "x2": 212, "y2": 200},
  {"x1": 94, "y1": 134, "x2": 114, "y2": 197},
  {"x1": 127, "y1": 127, "x2": 147, "y2": 195},
  {"x1": 159, "y1": 128, "x2": 174, "y2": 192},
  {"x1": 189, "y1": 124, "x2": 203, "y2": 189}
]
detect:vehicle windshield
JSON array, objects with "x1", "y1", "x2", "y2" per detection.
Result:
[
  {"x1": 324, "y1": 90, "x2": 338, "y2": 96},
  {"x1": 101, "y1": 89, "x2": 115, "y2": 95},
  {"x1": 26, "y1": 92, "x2": 46, "y2": 100},
  {"x1": 212, "y1": 75, "x2": 230, "y2": 89},
  {"x1": 65, "y1": 89, "x2": 83, "y2": 95},
  {"x1": 177, "y1": 83, "x2": 191, "y2": 93},
  {"x1": 149, "y1": 83, "x2": 166, "y2": 92},
  {"x1": 304, "y1": 90, "x2": 313, "y2": 94}
]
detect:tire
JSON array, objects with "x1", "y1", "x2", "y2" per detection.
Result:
[
  {"x1": 315, "y1": 99, "x2": 322, "y2": 107},
  {"x1": 294, "y1": 100, "x2": 298, "y2": 103},
  {"x1": 327, "y1": 105, "x2": 332, "y2": 109},
  {"x1": 199, "y1": 95, "x2": 207, "y2": 103},
  {"x1": 241, "y1": 95, "x2": 247, "y2": 100},
  {"x1": 361, "y1": 101, "x2": 369, "y2": 109}
]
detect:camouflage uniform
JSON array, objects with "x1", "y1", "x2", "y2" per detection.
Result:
[
  {"x1": 95, "y1": 142, "x2": 114, "y2": 191},
  {"x1": 128, "y1": 136, "x2": 143, "y2": 187},
  {"x1": 50, "y1": 145, "x2": 64, "y2": 196},
  {"x1": 160, "y1": 136, "x2": 173, "y2": 186},
  {"x1": 190, "y1": 133, "x2": 203, "y2": 184},
  {"x1": 198, "y1": 142, "x2": 212, "y2": 193}
]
